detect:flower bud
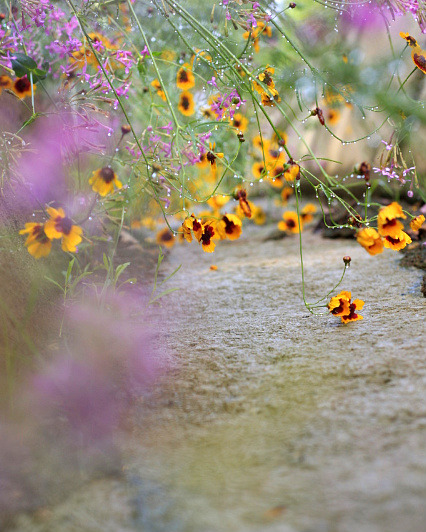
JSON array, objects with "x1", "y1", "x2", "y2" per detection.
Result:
[{"x1": 343, "y1": 256, "x2": 351, "y2": 266}]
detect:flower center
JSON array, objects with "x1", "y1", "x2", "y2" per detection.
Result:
[{"x1": 100, "y1": 167, "x2": 115, "y2": 183}]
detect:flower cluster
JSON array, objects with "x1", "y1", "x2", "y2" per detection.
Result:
[{"x1": 356, "y1": 202, "x2": 421, "y2": 255}]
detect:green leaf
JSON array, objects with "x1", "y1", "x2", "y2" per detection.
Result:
[
  {"x1": 149, "y1": 287, "x2": 179, "y2": 304},
  {"x1": 11, "y1": 53, "x2": 48, "y2": 83},
  {"x1": 44, "y1": 276, "x2": 64, "y2": 293}
]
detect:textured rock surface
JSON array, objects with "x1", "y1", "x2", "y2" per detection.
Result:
[{"x1": 10, "y1": 226, "x2": 426, "y2": 532}]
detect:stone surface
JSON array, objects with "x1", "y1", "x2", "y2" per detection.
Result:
[{"x1": 10, "y1": 225, "x2": 426, "y2": 532}]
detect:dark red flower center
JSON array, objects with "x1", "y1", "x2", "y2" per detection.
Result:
[
  {"x1": 178, "y1": 70, "x2": 189, "y2": 83},
  {"x1": 160, "y1": 231, "x2": 173, "y2": 242},
  {"x1": 201, "y1": 225, "x2": 214, "y2": 245},
  {"x1": 385, "y1": 235, "x2": 401, "y2": 245},
  {"x1": 181, "y1": 96, "x2": 190, "y2": 110},
  {"x1": 223, "y1": 216, "x2": 236, "y2": 235},
  {"x1": 32, "y1": 225, "x2": 50, "y2": 243},
  {"x1": 100, "y1": 167, "x2": 115, "y2": 183},
  {"x1": 15, "y1": 77, "x2": 31, "y2": 93},
  {"x1": 56, "y1": 216, "x2": 73, "y2": 235},
  {"x1": 286, "y1": 218, "x2": 296, "y2": 229},
  {"x1": 206, "y1": 151, "x2": 216, "y2": 165},
  {"x1": 192, "y1": 219, "x2": 202, "y2": 233}
]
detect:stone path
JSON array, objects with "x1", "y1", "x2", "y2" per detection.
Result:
[{"x1": 11, "y1": 225, "x2": 426, "y2": 532}]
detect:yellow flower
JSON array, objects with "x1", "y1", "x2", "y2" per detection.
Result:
[
  {"x1": 235, "y1": 188, "x2": 252, "y2": 219},
  {"x1": 412, "y1": 47, "x2": 426, "y2": 73},
  {"x1": 410, "y1": 214, "x2": 425, "y2": 231},
  {"x1": 328, "y1": 290, "x2": 351, "y2": 317},
  {"x1": 0, "y1": 75, "x2": 12, "y2": 94},
  {"x1": 89, "y1": 167, "x2": 122, "y2": 196},
  {"x1": 199, "y1": 221, "x2": 220, "y2": 252},
  {"x1": 12, "y1": 76, "x2": 35, "y2": 99},
  {"x1": 181, "y1": 214, "x2": 203, "y2": 243},
  {"x1": 156, "y1": 227, "x2": 175, "y2": 248},
  {"x1": 326, "y1": 108, "x2": 341, "y2": 125},
  {"x1": 178, "y1": 91, "x2": 195, "y2": 116},
  {"x1": 205, "y1": 142, "x2": 224, "y2": 170},
  {"x1": 216, "y1": 214, "x2": 242, "y2": 241},
  {"x1": 252, "y1": 161, "x2": 267, "y2": 180},
  {"x1": 328, "y1": 291, "x2": 364, "y2": 324},
  {"x1": 44, "y1": 207, "x2": 83, "y2": 252},
  {"x1": 400, "y1": 32, "x2": 418, "y2": 47},
  {"x1": 283, "y1": 162, "x2": 300, "y2": 182},
  {"x1": 176, "y1": 64, "x2": 195, "y2": 90},
  {"x1": 19, "y1": 223, "x2": 52, "y2": 259},
  {"x1": 356, "y1": 228, "x2": 383, "y2": 255},
  {"x1": 267, "y1": 163, "x2": 286, "y2": 188},
  {"x1": 151, "y1": 79, "x2": 166, "y2": 101},
  {"x1": 253, "y1": 67, "x2": 275, "y2": 94},
  {"x1": 278, "y1": 211, "x2": 302, "y2": 233},
  {"x1": 383, "y1": 231, "x2": 412, "y2": 251},
  {"x1": 400, "y1": 33, "x2": 426, "y2": 74},
  {"x1": 301, "y1": 203, "x2": 317, "y2": 223},
  {"x1": 377, "y1": 202, "x2": 406, "y2": 237},
  {"x1": 261, "y1": 88, "x2": 281, "y2": 107},
  {"x1": 230, "y1": 113, "x2": 248, "y2": 132}
]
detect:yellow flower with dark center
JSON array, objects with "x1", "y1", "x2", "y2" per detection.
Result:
[
  {"x1": 19, "y1": 223, "x2": 52, "y2": 259},
  {"x1": 181, "y1": 214, "x2": 203, "y2": 243},
  {"x1": 199, "y1": 221, "x2": 220, "y2": 252},
  {"x1": 377, "y1": 201, "x2": 406, "y2": 237},
  {"x1": 156, "y1": 227, "x2": 175, "y2": 248},
  {"x1": 328, "y1": 290, "x2": 351, "y2": 317},
  {"x1": 12, "y1": 76, "x2": 34, "y2": 99},
  {"x1": 235, "y1": 188, "x2": 252, "y2": 219},
  {"x1": 201, "y1": 107, "x2": 215, "y2": 120},
  {"x1": 151, "y1": 79, "x2": 166, "y2": 101},
  {"x1": 0, "y1": 75, "x2": 12, "y2": 94},
  {"x1": 356, "y1": 228, "x2": 383, "y2": 255},
  {"x1": 278, "y1": 211, "x2": 302, "y2": 233},
  {"x1": 383, "y1": 231, "x2": 412, "y2": 251},
  {"x1": 410, "y1": 214, "x2": 425, "y2": 231},
  {"x1": 206, "y1": 142, "x2": 224, "y2": 170},
  {"x1": 400, "y1": 32, "x2": 418, "y2": 47},
  {"x1": 411, "y1": 47, "x2": 426, "y2": 74},
  {"x1": 176, "y1": 64, "x2": 195, "y2": 90},
  {"x1": 328, "y1": 291, "x2": 364, "y2": 323},
  {"x1": 230, "y1": 113, "x2": 248, "y2": 132},
  {"x1": 261, "y1": 88, "x2": 281, "y2": 107},
  {"x1": 301, "y1": 203, "x2": 317, "y2": 223},
  {"x1": 268, "y1": 164, "x2": 286, "y2": 188},
  {"x1": 216, "y1": 213, "x2": 242, "y2": 241},
  {"x1": 253, "y1": 67, "x2": 275, "y2": 94},
  {"x1": 281, "y1": 186, "x2": 293, "y2": 204},
  {"x1": 326, "y1": 108, "x2": 341, "y2": 125},
  {"x1": 44, "y1": 207, "x2": 83, "y2": 252},
  {"x1": 252, "y1": 161, "x2": 267, "y2": 180},
  {"x1": 89, "y1": 167, "x2": 122, "y2": 196},
  {"x1": 178, "y1": 91, "x2": 195, "y2": 116},
  {"x1": 399, "y1": 32, "x2": 426, "y2": 74}
]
